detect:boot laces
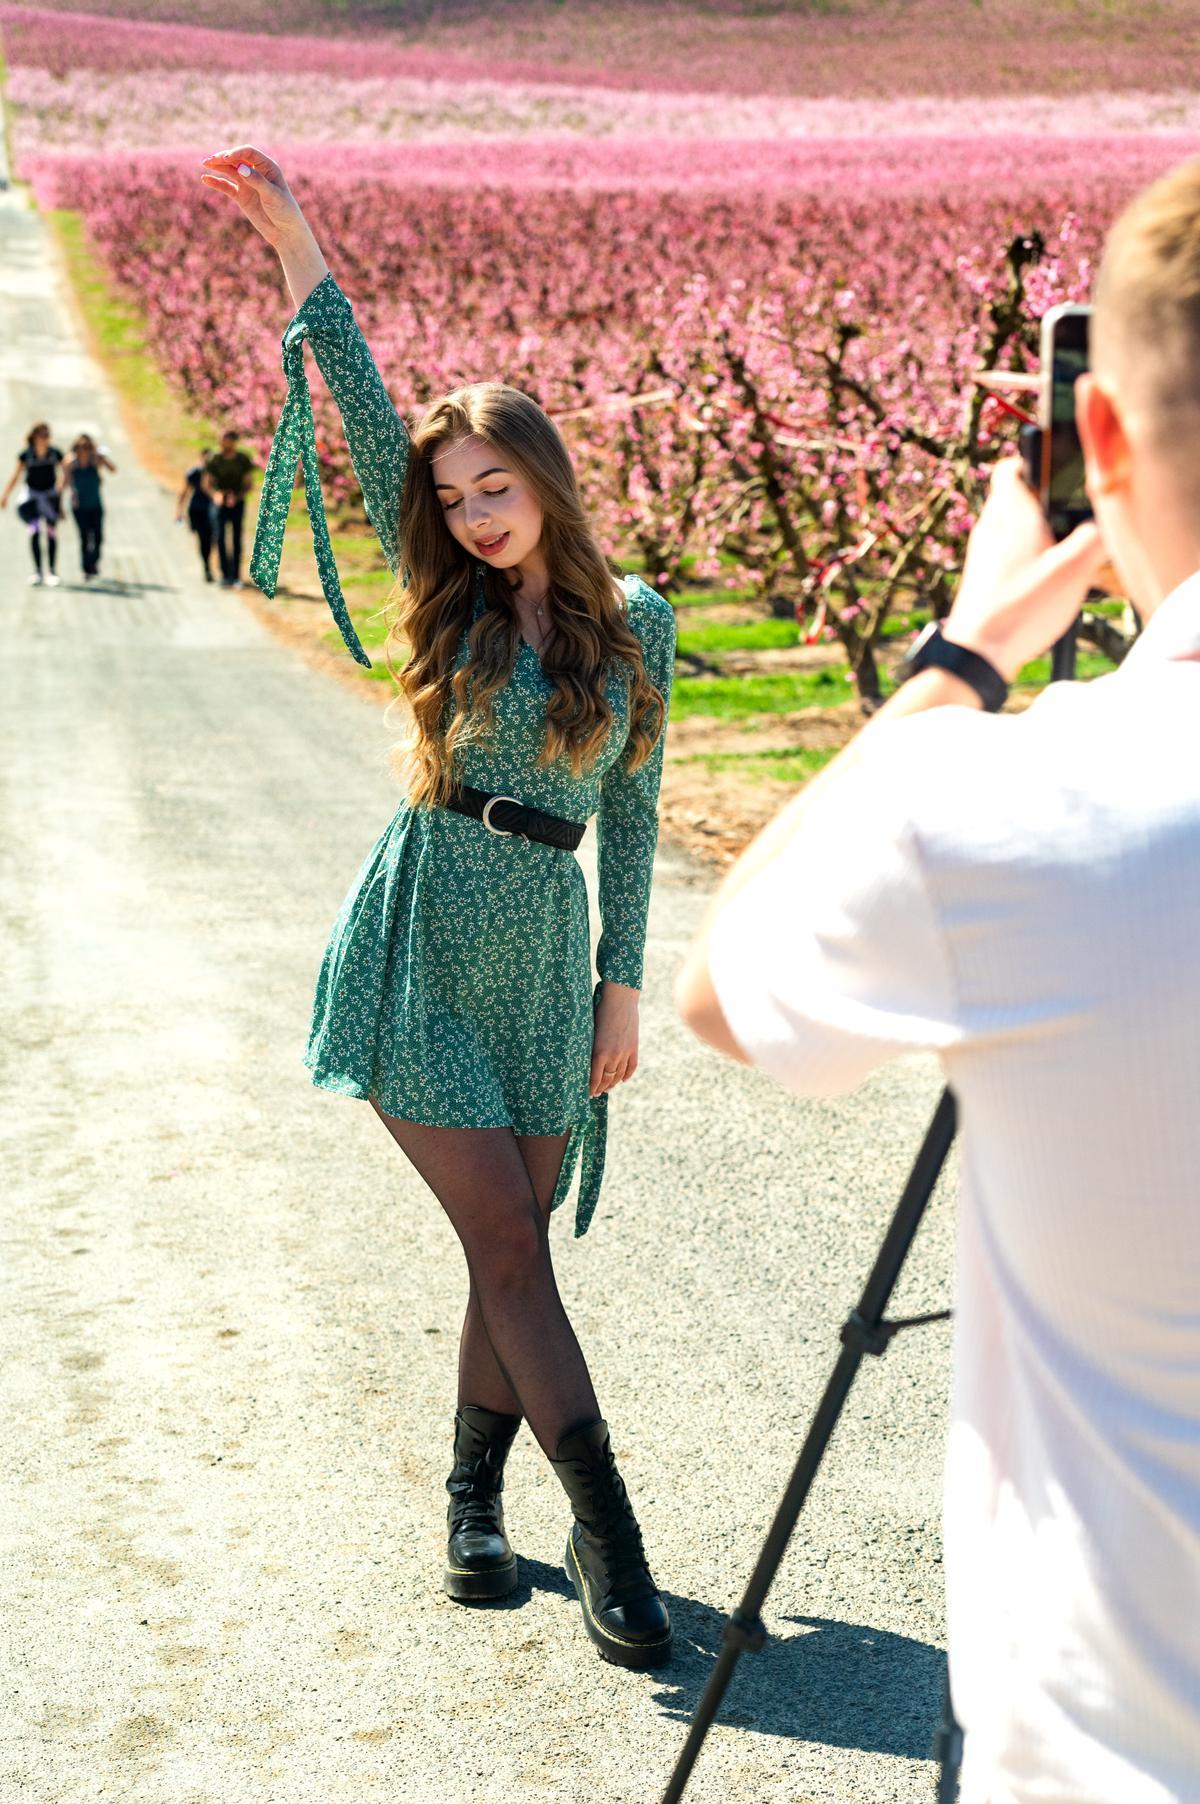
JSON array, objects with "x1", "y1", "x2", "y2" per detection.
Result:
[
  {"x1": 579, "y1": 1443, "x2": 655, "y2": 1605},
  {"x1": 448, "y1": 1448, "x2": 504, "y2": 1534}
]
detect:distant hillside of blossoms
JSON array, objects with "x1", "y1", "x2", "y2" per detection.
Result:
[
  {"x1": 10, "y1": 60, "x2": 1200, "y2": 163},
  {"x1": 5, "y1": 0, "x2": 1200, "y2": 97}
]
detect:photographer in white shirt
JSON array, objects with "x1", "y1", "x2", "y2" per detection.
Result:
[{"x1": 676, "y1": 158, "x2": 1200, "y2": 1804}]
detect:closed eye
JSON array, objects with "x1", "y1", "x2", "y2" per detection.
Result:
[{"x1": 444, "y1": 486, "x2": 509, "y2": 511}]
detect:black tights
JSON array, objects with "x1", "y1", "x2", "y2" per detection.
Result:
[
  {"x1": 28, "y1": 522, "x2": 57, "y2": 574},
  {"x1": 372, "y1": 1107, "x2": 599, "y2": 1456}
]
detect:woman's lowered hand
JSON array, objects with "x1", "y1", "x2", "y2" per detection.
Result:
[{"x1": 589, "y1": 981, "x2": 640, "y2": 1097}]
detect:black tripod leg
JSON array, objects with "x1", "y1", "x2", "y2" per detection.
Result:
[
  {"x1": 933, "y1": 1669, "x2": 964, "y2": 1802},
  {"x1": 660, "y1": 1087, "x2": 958, "y2": 1804},
  {"x1": 1050, "y1": 621, "x2": 1078, "y2": 684}
]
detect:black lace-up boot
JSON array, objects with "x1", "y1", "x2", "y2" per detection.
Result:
[
  {"x1": 550, "y1": 1418, "x2": 672, "y2": 1669},
  {"x1": 444, "y1": 1405, "x2": 521, "y2": 1602}
]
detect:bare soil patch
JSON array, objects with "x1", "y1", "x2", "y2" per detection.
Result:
[{"x1": 663, "y1": 706, "x2": 862, "y2": 865}]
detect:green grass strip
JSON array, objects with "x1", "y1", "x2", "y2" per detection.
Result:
[
  {"x1": 675, "y1": 745, "x2": 838, "y2": 786},
  {"x1": 671, "y1": 584, "x2": 760, "y2": 611},
  {"x1": 322, "y1": 599, "x2": 394, "y2": 662},
  {"x1": 671, "y1": 666, "x2": 852, "y2": 720},
  {"x1": 1015, "y1": 649, "x2": 1115, "y2": 687},
  {"x1": 677, "y1": 617, "x2": 802, "y2": 655}
]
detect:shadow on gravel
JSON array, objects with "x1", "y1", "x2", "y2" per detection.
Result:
[
  {"x1": 648, "y1": 1605, "x2": 945, "y2": 1760},
  {"x1": 51, "y1": 579, "x2": 180, "y2": 593},
  {"x1": 512, "y1": 1556, "x2": 943, "y2": 1761},
  {"x1": 497, "y1": 1555, "x2": 576, "y2": 1608}
]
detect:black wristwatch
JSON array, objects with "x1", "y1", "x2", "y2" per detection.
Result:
[{"x1": 896, "y1": 621, "x2": 1008, "y2": 713}]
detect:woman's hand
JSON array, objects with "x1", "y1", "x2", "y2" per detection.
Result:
[
  {"x1": 589, "y1": 981, "x2": 640, "y2": 1097},
  {"x1": 198, "y1": 146, "x2": 305, "y2": 249},
  {"x1": 200, "y1": 146, "x2": 329, "y2": 311}
]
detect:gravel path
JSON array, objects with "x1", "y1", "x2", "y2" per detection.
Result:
[{"x1": 0, "y1": 173, "x2": 957, "y2": 1804}]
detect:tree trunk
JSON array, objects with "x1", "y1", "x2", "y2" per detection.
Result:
[{"x1": 849, "y1": 639, "x2": 884, "y2": 712}]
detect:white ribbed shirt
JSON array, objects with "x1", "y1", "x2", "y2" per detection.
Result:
[{"x1": 708, "y1": 573, "x2": 1200, "y2": 1804}]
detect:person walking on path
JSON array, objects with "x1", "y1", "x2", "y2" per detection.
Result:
[
  {"x1": 175, "y1": 449, "x2": 218, "y2": 581},
  {"x1": 199, "y1": 145, "x2": 677, "y2": 1670},
  {"x1": 62, "y1": 433, "x2": 117, "y2": 581},
  {"x1": 0, "y1": 421, "x2": 65, "y2": 586},
  {"x1": 206, "y1": 428, "x2": 256, "y2": 588}
]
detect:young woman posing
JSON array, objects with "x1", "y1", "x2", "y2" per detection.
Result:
[
  {"x1": 200, "y1": 146, "x2": 677, "y2": 1670},
  {"x1": 62, "y1": 433, "x2": 118, "y2": 581},
  {"x1": 0, "y1": 423, "x2": 65, "y2": 586}
]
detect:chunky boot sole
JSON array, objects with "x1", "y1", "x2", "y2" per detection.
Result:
[
  {"x1": 443, "y1": 1552, "x2": 519, "y2": 1603},
  {"x1": 565, "y1": 1533, "x2": 672, "y2": 1669}
]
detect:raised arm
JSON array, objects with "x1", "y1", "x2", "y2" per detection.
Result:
[
  {"x1": 595, "y1": 582, "x2": 678, "y2": 989},
  {"x1": 0, "y1": 457, "x2": 24, "y2": 506},
  {"x1": 274, "y1": 248, "x2": 409, "y2": 575},
  {"x1": 199, "y1": 146, "x2": 410, "y2": 667}
]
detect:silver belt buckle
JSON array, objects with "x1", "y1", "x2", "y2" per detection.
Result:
[{"x1": 481, "y1": 793, "x2": 529, "y2": 845}]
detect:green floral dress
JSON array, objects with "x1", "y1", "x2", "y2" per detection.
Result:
[{"x1": 249, "y1": 272, "x2": 676, "y2": 1236}]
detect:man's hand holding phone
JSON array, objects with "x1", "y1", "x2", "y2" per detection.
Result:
[{"x1": 944, "y1": 458, "x2": 1106, "y2": 684}]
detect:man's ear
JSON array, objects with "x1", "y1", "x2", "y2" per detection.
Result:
[{"x1": 1077, "y1": 372, "x2": 1131, "y2": 497}]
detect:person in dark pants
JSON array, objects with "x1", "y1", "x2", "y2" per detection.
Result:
[
  {"x1": 203, "y1": 142, "x2": 675, "y2": 1671},
  {"x1": 62, "y1": 434, "x2": 117, "y2": 580},
  {"x1": 205, "y1": 430, "x2": 256, "y2": 588},
  {"x1": 0, "y1": 421, "x2": 65, "y2": 585},
  {"x1": 175, "y1": 449, "x2": 218, "y2": 580}
]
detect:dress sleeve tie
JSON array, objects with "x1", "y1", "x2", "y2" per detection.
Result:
[
  {"x1": 549, "y1": 980, "x2": 610, "y2": 1238},
  {"x1": 551, "y1": 1090, "x2": 608, "y2": 1240},
  {"x1": 248, "y1": 325, "x2": 372, "y2": 669}
]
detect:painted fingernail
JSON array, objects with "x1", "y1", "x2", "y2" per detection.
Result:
[{"x1": 237, "y1": 163, "x2": 252, "y2": 177}]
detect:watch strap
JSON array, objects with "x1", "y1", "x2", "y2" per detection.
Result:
[{"x1": 900, "y1": 623, "x2": 1008, "y2": 712}]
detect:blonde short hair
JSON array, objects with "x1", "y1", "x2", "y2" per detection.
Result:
[{"x1": 1094, "y1": 156, "x2": 1200, "y2": 438}]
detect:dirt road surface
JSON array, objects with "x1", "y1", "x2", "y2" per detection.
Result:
[{"x1": 1, "y1": 173, "x2": 957, "y2": 1804}]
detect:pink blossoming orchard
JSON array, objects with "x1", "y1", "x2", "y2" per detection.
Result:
[
  {"x1": 10, "y1": 0, "x2": 1200, "y2": 98},
  {"x1": 4, "y1": 0, "x2": 1195, "y2": 845}
]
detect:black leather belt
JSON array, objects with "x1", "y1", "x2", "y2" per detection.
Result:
[{"x1": 442, "y1": 784, "x2": 587, "y2": 851}]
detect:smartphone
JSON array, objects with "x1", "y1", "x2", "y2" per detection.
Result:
[{"x1": 1039, "y1": 304, "x2": 1092, "y2": 541}]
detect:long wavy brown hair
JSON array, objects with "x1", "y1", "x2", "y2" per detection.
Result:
[{"x1": 384, "y1": 383, "x2": 665, "y2": 809}]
